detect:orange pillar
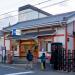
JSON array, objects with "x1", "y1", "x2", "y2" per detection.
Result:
[
  {"x1": 19, "y1": 40, "x2": 21, "y2": 57},
  {"x1": 8, "y1": 32, "x2": 13, "y2": 64},
  {"x1": 38, "y1": 38, "x2": 41, "y2": 54},
  {"x1": 65, "y1": 23, "x2": 68, "y2": 67},
  {"x1": 38, "y1": 37, "x2": 42, "y2": 51}
]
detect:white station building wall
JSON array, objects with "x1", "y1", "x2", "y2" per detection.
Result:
[
  {"x1": 0, "y1": 37, "x2": 10, "y2": 51},
  {"x1": 54, "y1": 27, "x2": 65, "y2": 47},
  {"x1": 0, "y1": 37, "x2": 4, "y2": 48},
  {"x1": 0, "y1": 38, "x2": 10, "y2": 59},
  {"x1": 67, "y1": 15, "x2": 75, "y2": 51},
  {"x1": 0, "y1": 37, "x2": 19, "y2": 56},
  {"x1": 14, "y1": 45, "x2": 19, "y2": 56},
  {"x1": 67, "y1": 22, "x2": 73, "y2": 51},
  {"x1": 0, "y1": 38, "x2": 4, "y2": 57},
  {"x1": 5, "y1": 40, "x2": 10, "y2": 51}
]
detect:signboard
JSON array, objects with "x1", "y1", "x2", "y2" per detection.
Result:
[{"x1": 12, "y1": 29, "x2": 21, "y2": 35}]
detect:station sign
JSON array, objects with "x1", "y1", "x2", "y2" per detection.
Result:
[{"x1": 12, "y1": 29, "x2": 21, "y2": 35}]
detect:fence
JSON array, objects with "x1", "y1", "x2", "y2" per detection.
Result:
[{"x1": 50, "y1": 49, "x2": 75, "y2": 72}]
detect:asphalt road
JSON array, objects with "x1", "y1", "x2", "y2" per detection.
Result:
[{"x1": 0, "y1": 64, "x2": 74, "y2": 75}]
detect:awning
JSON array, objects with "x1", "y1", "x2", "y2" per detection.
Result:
[
  {"x1": 9, "y1": 30, "x2": 56, "y2": 40},
  {"x1": 11, "y1": 33, "x2": 38, "y2": 40}
]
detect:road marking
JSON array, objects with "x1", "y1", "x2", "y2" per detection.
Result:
[
  {"x1": 0, "y1": 65, "x2": 17, "y2": 69},
  {"x1": 5, "y1": 71, "x2": 34, "y2": 75}
]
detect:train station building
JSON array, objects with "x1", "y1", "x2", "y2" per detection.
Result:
[{"x1": 0, "y1": 4, "x2": 75, "y2": 60}]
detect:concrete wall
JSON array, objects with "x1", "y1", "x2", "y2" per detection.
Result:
[
  {"x1": 5, "y1": 40, "x2": 10, "y2": 50},
  {"x1": 0, "y1": 37, "x2": 10, "y2": 51},
  {"x1": 12, "y1": 40, "x2": 19, "y2": 56},
  {"x1": 67, "y1": 22, "x2": 73, "y2": 51},
  {"x1": 0, "y1": 37, "x2": 4, "y2": 48},
  {"x1": 0, "y1": 37, "x2": 4, "y2": 59},
  {"x1": 54, "y1": 27, "x2": 65, "y2": 47},
  {"x1": 14, "y1": 45, "x2": 19, "y2": 56},
  {"x1": 0, "y1": 37, "x2": 20, "y2": 56},
  {"x1": 54, "y1": 24, "x2": 74, "y2": 50},
  {"x1": 0, "y1": 38, "x2": 10, "y2": 61}
]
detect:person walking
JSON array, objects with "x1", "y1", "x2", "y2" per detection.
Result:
[
  {"x1": 40, "y1": 53, "x2": 46, "y2": 70},
  {"x1": 26, "y1": 50, "x2": 33, "y2": 69}
]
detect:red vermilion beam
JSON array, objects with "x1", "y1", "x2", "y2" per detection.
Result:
[{"x1": 65, "y1": 23, "x2": 68, "y2": 65}]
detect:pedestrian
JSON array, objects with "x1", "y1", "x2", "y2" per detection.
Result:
[
  {"x1": 40, "y1": 53, "x2": 46, "y2": 70},
  {"x1": 26, "y1": 50, "x2": 33, "y2": 69}
]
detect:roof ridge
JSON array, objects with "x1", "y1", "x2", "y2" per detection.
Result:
[{"x1": 19, "y1": 4, "x2": 52, "y2": 16}]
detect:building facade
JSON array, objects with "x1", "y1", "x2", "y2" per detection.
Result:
[{"x1": 1, "y1": 5, "x2": 75, "y2": 60}]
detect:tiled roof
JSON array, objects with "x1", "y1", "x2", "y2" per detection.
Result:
[{"x1": 3, "y1": 11, "x2": 75, "y2": 31}]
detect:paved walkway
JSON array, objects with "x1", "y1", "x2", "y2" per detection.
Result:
[
  {"x1": 11, "y1": 63, "x2": 51, "y2": 71},
  {"x1": 3, "y1": 63, "x2": 75, "y2": 72},
  {"x1": 0, "y1": 63, "x2": 75, "y2": 75}
]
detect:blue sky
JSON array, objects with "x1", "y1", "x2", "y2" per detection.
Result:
[{"x1": 0, "y1": 0, "x2": 75, "y2": 29}]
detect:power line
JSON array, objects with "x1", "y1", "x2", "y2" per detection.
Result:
[
  {"x1": 0, "y1": 0, "x2": 70, "y2": 21},
  {"x1": 34, "y1": 0, "x2": 52, "y2": 5},
  {"x1": 41, "y1": 0, "x2": 70, "y2": 8},
  {"x1": 0, "y1": 0, "x2": 52, "y2": 17},
  {"x1": 0, "y1": 10, "x2": 18, "y2": 16},
  {"x1": 0, "y1": 0, "x2": 69, "y2": 17},
  {"x1": 0, "y1": 0, "x2": 27, "y2": 16}
]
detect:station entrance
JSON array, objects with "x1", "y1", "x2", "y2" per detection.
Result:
[{"x1": 19, "y1": 40, "x2": 38, "y2": 58}]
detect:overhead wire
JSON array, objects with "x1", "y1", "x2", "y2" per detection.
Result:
[
  {"x1": 34, "y1": 0, "x2": 52, "y2": 5},
  {"x1": 0, "y1": 0, "x2": 52, "y2": 17},
  {"x1": 41, "y1": 0, "x2": 70, "y2": 8},
  {"x1": 0, "y1": 0, "x2": 70, "y2": 21}
]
